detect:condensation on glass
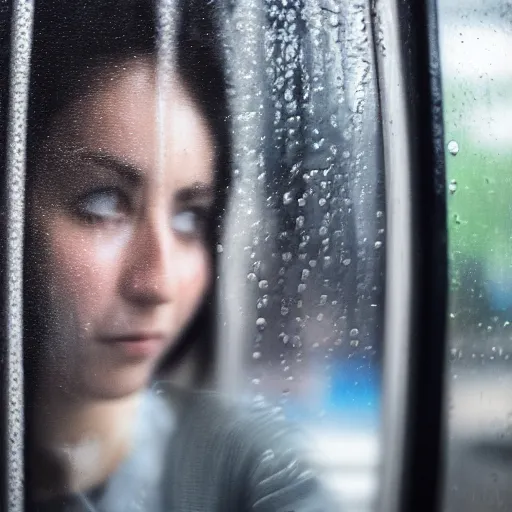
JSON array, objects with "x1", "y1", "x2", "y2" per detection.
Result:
[
  {"x1": 221, "y1": 1, "x2": 385, "y2": 510},
  {"x1": 438, "y1": 1, "x2": 512, "y2": 511},
  {"x1": 10, "y1": 1, "x2": 385, "y2": 511}
]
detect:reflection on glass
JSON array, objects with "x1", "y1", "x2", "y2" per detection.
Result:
[
  {"x1": 438, "y1": 1, "x2": 512, "y2": 510},
  {"x1": 18, "y1": 0, "x2": 384, "y2": 511}
]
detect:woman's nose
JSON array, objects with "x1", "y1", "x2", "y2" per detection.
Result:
[{"x1": 119, "y1": 217, "x2": 175, "y2": 307}]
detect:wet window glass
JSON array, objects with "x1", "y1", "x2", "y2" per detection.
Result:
[
  {"x1": 2, "y1": 0, "x2": 384, "y2": 510},
  {"x1": 222, "y1": 2, "x2": 384, "y2": 510},
  {"x1": 438, "y1": 1, "x2": 512, "y2": 511}
]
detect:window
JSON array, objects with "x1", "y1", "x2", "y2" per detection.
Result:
[
  {"x1": 1, "y1": 1, "x2": 386, "y2": 511},
  {"x1": 8, "y1": 0, "x2": 512, "y2": 511},
  {"x1": 438, "y1": 1, "x2": 512, "y2": 510}
]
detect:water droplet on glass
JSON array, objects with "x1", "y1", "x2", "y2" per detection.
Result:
[
  {"x1": 319, "y1": 198, "x2": 327, "y2": 206},
  {"x1": 350, "y1": 339, "x2": 360, "y2": 347},
  {"x1": 258, "y1": 280, "x2": 269, "y2": 290},
  {"x1": 319, "y1": 226, "x2": 328, "y2": 236},
  {"x1": 376, "y1": 210, "x2": 384, "y2": 218},
  {"x1": 298, "y1": 198, "x2": 306, "y2": 207},
  {"x1": 350, "y1": 328, "x2": 359, "y2": 337},
  {"x1": 296, "y1": 216, "x2": 305, "y2": 228},
  {"x1": 216, "y1": 244, "x2": 223, "y2": 253},
  {"x1": 375, "y1": 241, "x2": 383, "y2": 249},
  {"x1": 247, "y1": 273, "x2": 257, "y2": 282},
  {"x1": 298, "y1": 283, "x2": 307, "y2": 293},
  {"x1": 252, "y1": 378, "x2": 261, "y2": 385},
  {"x1": 279, "y1": 332, "x2": 290, "y2": 344},
  {"x1": 282, "y1": 252, "x2": 292, "y2": 262},
  {"x1": 252, "y1": 351, "x2": 262, "y2": 360},
  {"x1": 447, "y1": 140, "x2": 459, "y2": 156},
  {"x1": 313, "y1": 139, "x2": 325, "y2": 150},
  {"x1": 343, "y1": 258, "x2": 352, "y2": 266},
  {"x1": 283, "y1": 191, "x2": 293, "y2": 205},
  {"x1": 257, "y1": 296, "x2": 268, "y2": 309},
  {"x1": 449, "y1": 179, "x2": 457, "y2": 195},
  {"x1": 301, "y1": 269, "x2": 310, "y2": 280},
  {"x1": 256, "y1": 317, "x2": 267, "y2": 329}
]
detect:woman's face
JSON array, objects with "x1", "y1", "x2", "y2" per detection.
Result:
[{"x1": 28, "y1": 60, "x2": 215, "y2": 400}]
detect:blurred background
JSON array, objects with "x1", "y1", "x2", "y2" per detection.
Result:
[{"x1": 439, "y1": 1, "x2": 512, "y2": 511}]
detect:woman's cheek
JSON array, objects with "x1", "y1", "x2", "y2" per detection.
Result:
[
  {"x1": 92, "y1": 227, "x2": 132, "y2": 265},
  {"x1": 48, "y1": 225, "x2": 131, "y2": 309}
]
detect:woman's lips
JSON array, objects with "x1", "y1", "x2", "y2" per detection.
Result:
[{"x1": 100, "y1": 334, "x2": 166, "y2": 358}]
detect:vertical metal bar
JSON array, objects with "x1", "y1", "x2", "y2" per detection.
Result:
[
  {"x1": 5, "y1": 1, "x2": 34, "y2": 510},
  {"x1": 155, "y1": 0, "x2": 178, "y2": 184},
  {"x1": 373, "y1": 0, "x2": 415, "y2": 509},
  {"x1": 374, "y1": 0, "x2": 448, "y2": 510}
]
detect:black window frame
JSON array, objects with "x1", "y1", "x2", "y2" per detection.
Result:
[{"x1": 376, "y1": 0, "x2": 448, "y2": 511}]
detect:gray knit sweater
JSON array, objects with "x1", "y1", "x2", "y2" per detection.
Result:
[{"x1": 31, "y1": 383, "x2": 336, "y2": 511}]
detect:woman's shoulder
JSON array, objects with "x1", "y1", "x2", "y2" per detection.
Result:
[
  {"x1": 154, "y1": 380, "x2": 304, "y2": 455},
  {"x1": 153, "y1": 382, "x2": 337, "y2": 511}
]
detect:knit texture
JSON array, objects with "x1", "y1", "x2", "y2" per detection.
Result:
[{"x1": 28, "y1": 384, "x2": 336, "y2": 511}]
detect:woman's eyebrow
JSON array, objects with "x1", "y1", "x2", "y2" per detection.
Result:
[
  {"x1": 76, "y1": 151, "x2": 144, "y2": 185},
  {"x1": 176, "y1": 183, "x2": 215, "y2": 202}
]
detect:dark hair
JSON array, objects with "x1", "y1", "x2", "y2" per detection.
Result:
[{"x1": 23, "y1": 0, "x2": 231, "y2": 383}]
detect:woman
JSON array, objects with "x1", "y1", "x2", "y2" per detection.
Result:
[{"x1": 18, "y1": 0, "x2": 335, "y2": 511}]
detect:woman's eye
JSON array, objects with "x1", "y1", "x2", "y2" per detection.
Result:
[
  {"x1": 172, "y1": 209, "x2": 207, "y2": 237},
  {"x1": 76, "y1": 189, "x2": 128, "y2": 222}
]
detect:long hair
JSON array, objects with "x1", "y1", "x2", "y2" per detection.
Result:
[{"x1": 23, "y1": 0, "x2": 231, "y2": 385}]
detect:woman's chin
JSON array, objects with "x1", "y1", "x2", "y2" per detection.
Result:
[{"x1": 74, "y1": 364, "x2": 155, "y2": 401}]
